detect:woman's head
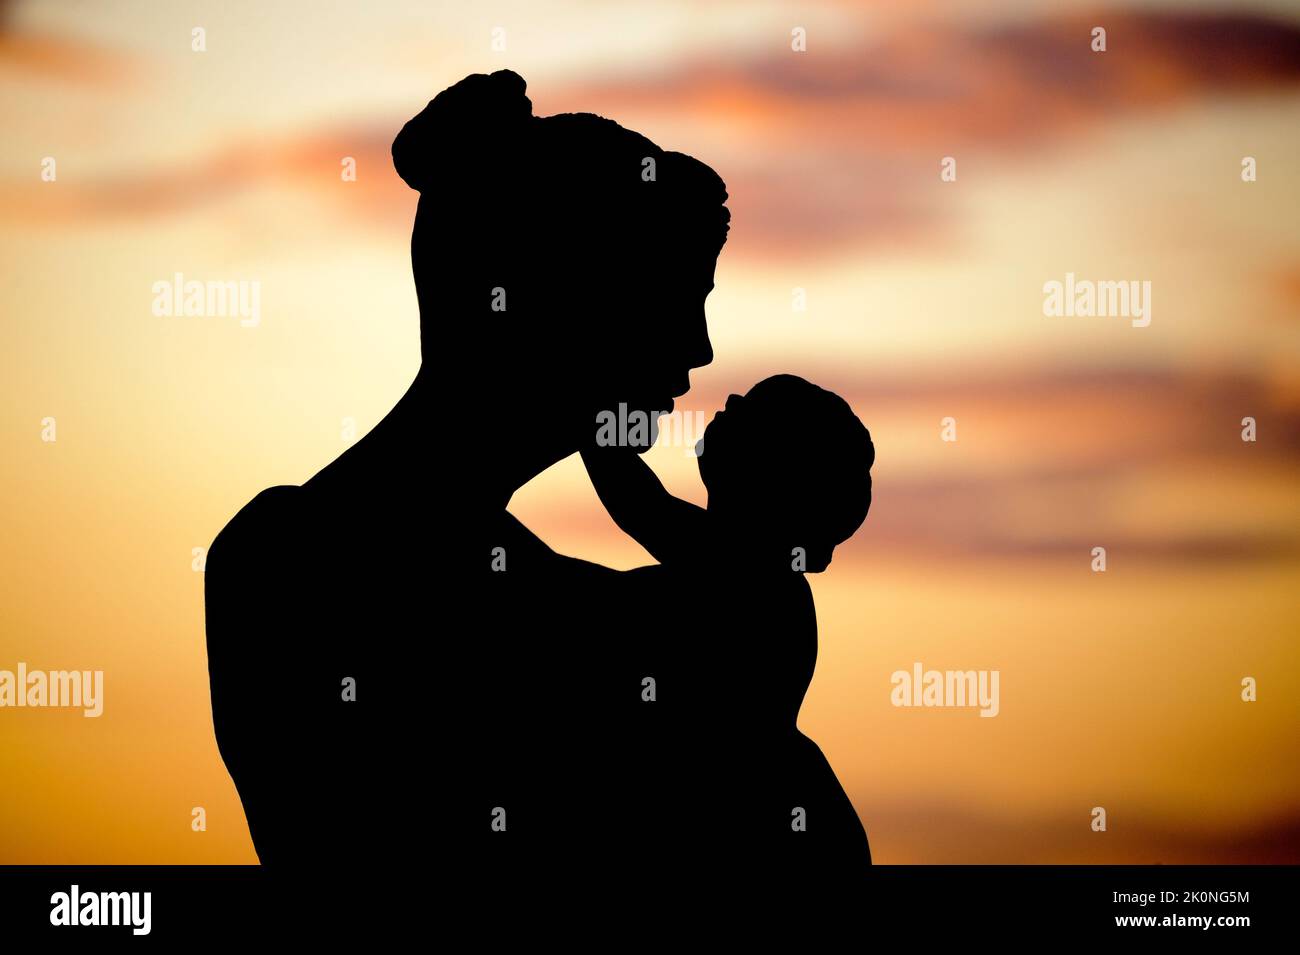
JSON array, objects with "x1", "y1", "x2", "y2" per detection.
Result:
[{"x1": 392, "y1": 70, "x2": 730, "y2": 443}]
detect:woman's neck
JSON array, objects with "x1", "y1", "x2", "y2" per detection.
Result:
[{"x1": 397, "y1": 369, "x2": 580, "y2": 509}]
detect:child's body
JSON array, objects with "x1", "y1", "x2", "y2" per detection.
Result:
[{"x1": 580, "y1": 374, "x2": 875, "y2": 869}]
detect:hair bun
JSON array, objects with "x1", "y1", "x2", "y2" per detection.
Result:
[{"x1": 392, "y1": 69, "x2": 534, "y2": 192}]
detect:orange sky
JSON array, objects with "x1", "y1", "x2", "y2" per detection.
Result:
[{"x1": 2, "y1": 0, "x2": 1299, "y2": 863}]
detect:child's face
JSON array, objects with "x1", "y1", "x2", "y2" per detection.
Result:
[
  {"x1": 703, "y1": 392, "x2": 744, "y2": 440},
  {"x1": 696, "y1": 393, "x2": 745, "y2": 492},
  {"x1": 698, "y1": 393, "x2": 829, "y2": 565}
]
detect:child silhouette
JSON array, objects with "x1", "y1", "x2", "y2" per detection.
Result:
[
  {"x1": 581, "y1": 374, "x2": 874, "y2": 872},
  {"x1": 584, "y1": 374, "x2": 872, "y2": 575}
]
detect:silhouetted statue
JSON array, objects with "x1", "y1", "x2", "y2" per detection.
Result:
[{"x1": 205, "y1": 69, "x2": 871, "y2": 879}]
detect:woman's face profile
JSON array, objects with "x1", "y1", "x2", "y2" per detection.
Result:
[{"x1": 589, "y1": 241, "x2": 719, "y2": 430}]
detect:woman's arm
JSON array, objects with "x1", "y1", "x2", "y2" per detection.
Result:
[
  {"x1": 580, "y1": 446, "x2": 706, "y2": 564},
  {"x1": 205, "y1": 485, "x2": 323, "y2": 862}
]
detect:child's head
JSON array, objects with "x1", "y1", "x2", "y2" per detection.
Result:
[{"x1": 697, "y1": 375, "x2": 874, "y2": 572}]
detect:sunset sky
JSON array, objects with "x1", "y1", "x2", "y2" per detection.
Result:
[{"x1": 2, "y1": 0, "x2": 1299, "y2": 863}]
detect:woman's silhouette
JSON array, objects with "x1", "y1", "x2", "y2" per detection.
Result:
[{"x1": 205, "y1": 69, "x2": 868, "y2": 879}]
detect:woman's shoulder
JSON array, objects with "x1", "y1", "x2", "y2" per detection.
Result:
[
  {"x1": 240, "y1": 484, "x2": 305, "y2": 517},
  {"x1": 207, "y1": 485, "x2": 308, "y2": 577},
  {"x1": 219, "y1": 483, "x2": 304, "y2": 533},
  {"x1": 204, "y1": 486, "x2": 312, "y2": 661}
]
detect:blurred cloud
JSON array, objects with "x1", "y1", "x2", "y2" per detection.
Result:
[
  {"x1": 5, "y1": 9, "x2": 1300, "y2": 257},
  {"x1": 549, "y1": 10, "x2": 1300, "y2": 253},
  {"x1": 0, "y1": 127, "x2": 399, "y2": 225},
  {"x1": 866, "y1": 801, "x2": 1300, "y2": 863},
  {"x1": 0, "y1": 0, "x2": 140, "y2": 86}
]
